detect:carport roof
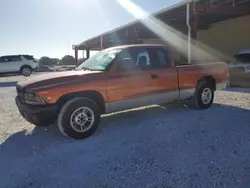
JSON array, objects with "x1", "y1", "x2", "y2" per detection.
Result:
[
  {"x1": 74, "y1": 0, "x2": 250, "y2": 50},
  {"x1": 74, "y1": 0, "x2": 190, "y2": 50}
]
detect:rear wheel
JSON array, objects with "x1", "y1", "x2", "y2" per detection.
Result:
[
  {"x1": 192, "y1": 82, "x2": 214, "y2": 109},
  {"x1": 57, "y1": 97, "x2": 101, "y2": 139},
  {"x1": 21, "y1": 66, "x2": 32, "y2": 76}
]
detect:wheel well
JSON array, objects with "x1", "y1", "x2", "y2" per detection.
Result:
[
  {"x1": 20, "y1": 65, "x2": 32, "y2": 72},
  {"x1": 57, "y1": 90, "x2": 106, "y2": 114},
  {"x1": 198, "y1": 76, "x2": 216, "y2": 90}
]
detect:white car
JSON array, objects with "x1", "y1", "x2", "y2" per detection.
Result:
[
  {"x1": 229, "y1": 49, "x2": 250, "y2": 73},
  {"x1": 0, "y1": 55, "x2": 38, "y2": 76}
]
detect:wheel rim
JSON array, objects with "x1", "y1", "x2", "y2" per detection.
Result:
[
  {"x1": 70, "y1": 107, "x2": 95, "y2": 133},
  {"x1": 201, "y1": 88, "x2": 212, "y2": 104},
  {"x1": 22, "y1": 68, "x2": 31, "y2": 76}
]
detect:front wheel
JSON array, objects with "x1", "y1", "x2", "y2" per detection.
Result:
[
  {"x1": 192, "y1": 82, "x2": 214, "y2": 109},
  {"x1": 57, "y1": 98, "x2": 101, "y2": 139}
]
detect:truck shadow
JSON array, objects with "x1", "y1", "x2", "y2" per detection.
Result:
[
  {"x1": 0, "y1": 103, "x2": 249, "y2": 187},
  {"x1": 98, "y1": 102, "x2": 249, "y2": 135},
  {"x1": 0, "y1": 103, "x2": 248, "y2": 158},
  {"x1": 0, "y1": 73, "x2": 20, "y2": 77}
]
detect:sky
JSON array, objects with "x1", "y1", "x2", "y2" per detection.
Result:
[{"x1": 0, "y1": 0, "x2": 182, "y2": 59}]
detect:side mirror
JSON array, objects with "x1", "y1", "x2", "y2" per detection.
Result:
[{"x1": 118, "y1": 58, "x2": 138, "y2": 71}]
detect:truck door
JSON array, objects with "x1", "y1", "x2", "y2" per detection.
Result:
[
  {"x1": 106, "y1": 47, "x2": 161, "y2": 112},
  {"x1": 146, "y1": 47, "x2": 179, "y2": 102}
]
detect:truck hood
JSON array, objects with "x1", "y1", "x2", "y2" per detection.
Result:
[{"x1": 17, "y1": 70, "x2": 102, "y2": 91}]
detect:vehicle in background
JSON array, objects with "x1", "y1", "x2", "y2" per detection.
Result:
[
  {"x1": 54, "y1": 65, "x2": 76, "y2": 72},
  {"x1": 228, "y1": 49, "x2": 250, "y2": 87},
  {"x1": 36, "y1": 65, "x2": 54, "y2": 72},
  {"x1": 15, "y1": 44, "x2": 229, "y2": 139},
  {"x1": 37, "y1": 65, "x2": 76, "y2": 72},
  {"x1": 229, "y1": 49, "x2": 250, "y2": 73},
  {"x1": 0, "y1": 55, "x2": 38, "y2": 76}
]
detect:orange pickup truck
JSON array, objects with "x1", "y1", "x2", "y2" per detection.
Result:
[{"x1": 15, "y1": 44, "x2": 228, "y2": 139}]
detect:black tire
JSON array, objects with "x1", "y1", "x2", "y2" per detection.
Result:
[
  {"x1": 20, "y1": 66, "x2": 32, "y2": 76},
  {"x1": 57, "y1": 97, "x2": 101, "y2": 139},
  {"x1": 192, "y1": 81, "x2": 214, "y2": 109}
]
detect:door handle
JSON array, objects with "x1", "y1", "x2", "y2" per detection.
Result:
[{"x1": 150, "y1": 73, "x2": 158, "y2": 79}]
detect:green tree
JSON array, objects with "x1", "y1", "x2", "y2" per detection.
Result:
[
  {"x1": 38, "y1": 56, "x2": 54, "y2": 66},
  {"x1": 51, "y1": 58, "x2": 59, "y2": 65},
  {"x1": 60, "y1": 55, "x2": 75, "y2": 65}
]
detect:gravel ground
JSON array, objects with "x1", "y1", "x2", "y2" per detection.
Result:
[{"x1": 0, "y1": 74, "x2": 250, "y2": 188}]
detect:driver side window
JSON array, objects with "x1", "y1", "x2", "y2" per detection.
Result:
[
  {"x1": 117, "y1": 48, "x2": 152, "y2": 71},
  {"x1": 117, "y1": 50, "x2": 138, "y2": 72}
]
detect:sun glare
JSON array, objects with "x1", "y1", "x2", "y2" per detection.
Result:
[{"x1": 116, "y1": 0, "x2": 229, "y2": 62}]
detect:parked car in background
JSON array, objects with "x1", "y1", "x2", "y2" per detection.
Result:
[
  {"x1": 37, "y1": 65, "x2": 76, "y2": 72},
  {"x1": 0, "y1": 55, "x2": 38, "y2": 76},
  {"x1": 36, "y1": 65, "x2": 54, "y2": 72},
  {"x1": 229, "y1": 49, "x2": 250, "y2": 73},
  {"x1": 15, "y1": 44, "x2": 229, "y2": 139},
  {"x1": 228, "y1": 49, "x2": 250, "y2": 87},
  {"x1": 54, "y1": 65, "x2": 76, "y2": 72}
]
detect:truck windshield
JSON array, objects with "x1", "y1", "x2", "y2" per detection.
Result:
[{"x1": 76, "y1": 49, "x2": 121, "y2": 71}]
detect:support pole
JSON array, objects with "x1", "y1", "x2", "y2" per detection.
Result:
[
  {"x1": 133, "y1": 25, "x2": 137, "y2": 44},
  {"x1": 83, "y1": 50, "x2": 85, "y2": 59},
  {"x1": 74, "y1": 47, "x2": 78, "y2": 66},
  {"x1": 86, "y1": 49, "x2": 90, "y2": 59},
  {"x1": 186, "y1": 3, "x2": 191, "y2": 64},
  {"x1": 192, "y1": 1, "x2": 198, "y2": 44},
  {"x1": 100, "y1": 36, "x2": 103, "y2": 49}
]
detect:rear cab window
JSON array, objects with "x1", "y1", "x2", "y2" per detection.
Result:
[{"x1": 147, "y1": 47, "x2": 171, "y2": 68}]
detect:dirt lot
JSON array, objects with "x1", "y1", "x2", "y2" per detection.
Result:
[{"x1": 0, "y1": 73, "x2": 250, "y2": 188}]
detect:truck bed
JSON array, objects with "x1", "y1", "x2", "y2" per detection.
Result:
[{"x1": 176, "y1": 62, "x2": 228, "y2": 94}]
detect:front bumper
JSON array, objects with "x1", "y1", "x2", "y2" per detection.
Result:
[{"x1": 15, "y1": 97, "x2": 58, "y2": 126}]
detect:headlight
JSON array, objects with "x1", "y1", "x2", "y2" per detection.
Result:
[{"x1": 24, "y1": 92, "x2": 45, "y2": 105}]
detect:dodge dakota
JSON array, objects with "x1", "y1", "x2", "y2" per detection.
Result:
[{"x1": 15, "y1": 44, "x2": 228, "y2": 139}]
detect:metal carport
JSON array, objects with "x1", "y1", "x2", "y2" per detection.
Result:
[{"x1": 73, "y1": 0, "x2": 250, "y2": 65}]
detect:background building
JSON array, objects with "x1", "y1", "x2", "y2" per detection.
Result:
[{"x1": 73, "y1": 0, "x2": 250, "y2": 65}]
